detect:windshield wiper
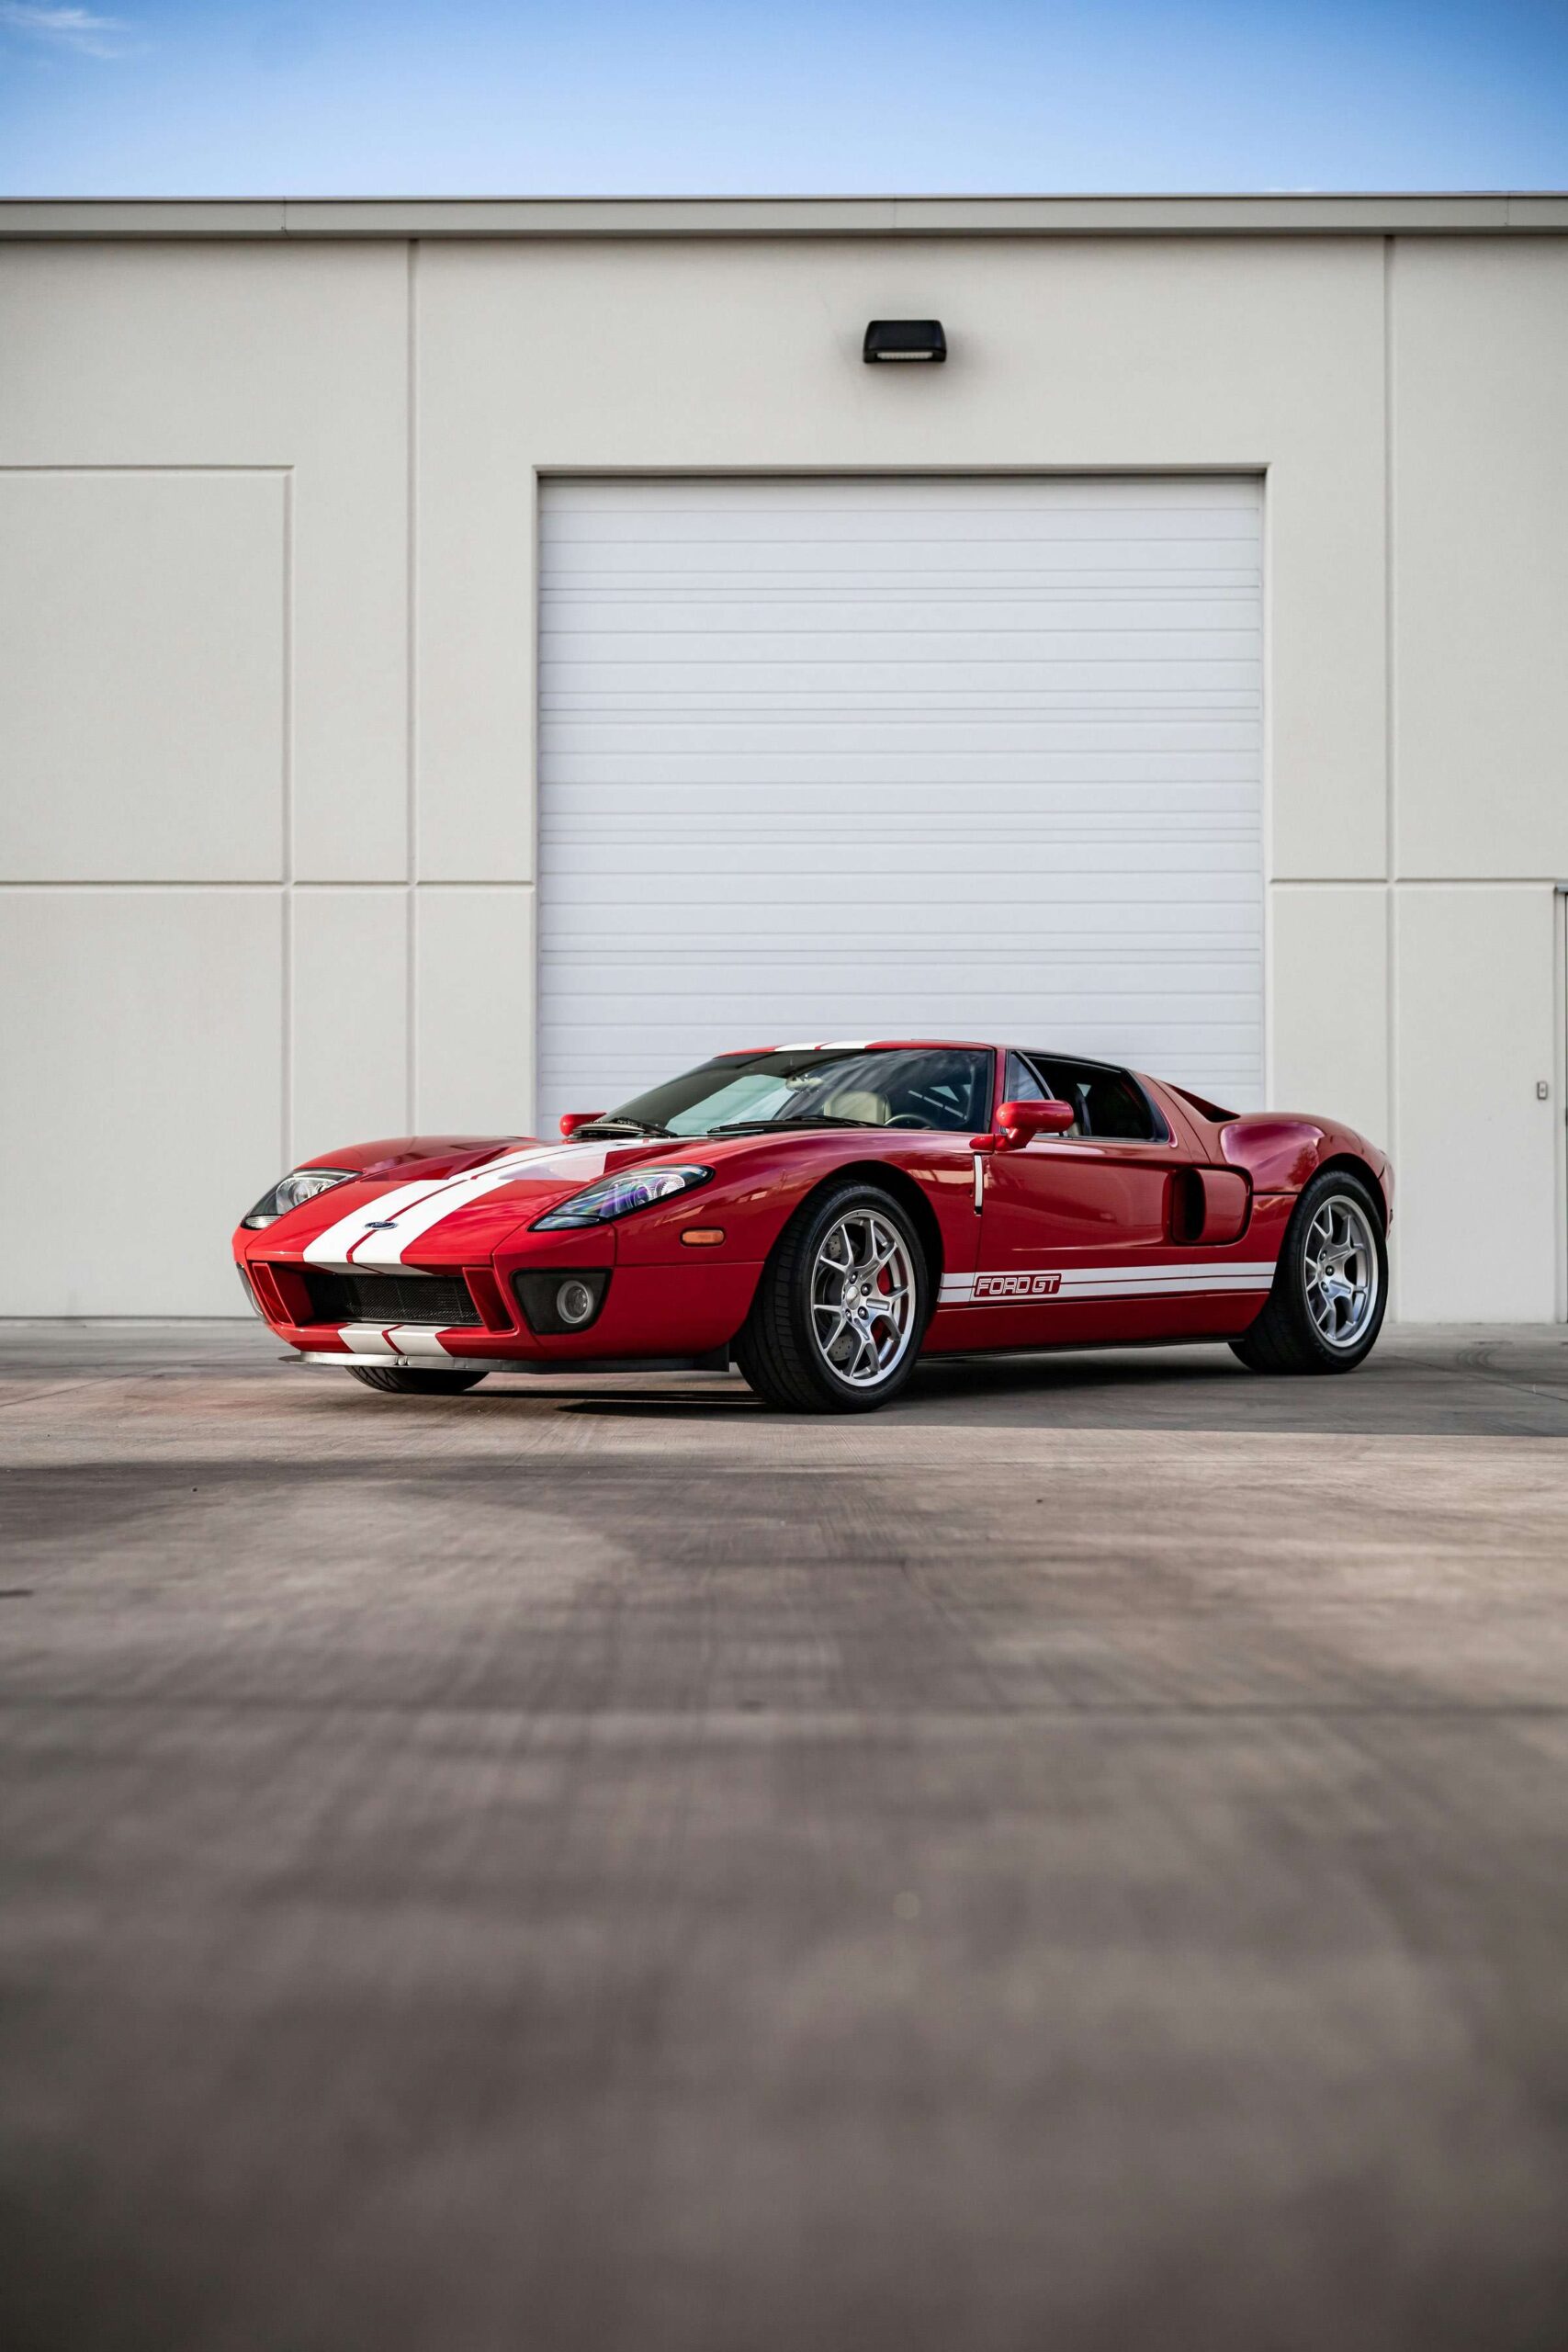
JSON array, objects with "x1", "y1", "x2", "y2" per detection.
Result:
[
  {"x1": 572, "y1": 1117, "x2": 675, "y2": 1139},
  {"x1": 710, "y1": 1115, "x2": 893, "y2": 1133}
]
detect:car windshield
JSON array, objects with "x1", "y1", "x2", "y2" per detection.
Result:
[{"x1": 594, "y1": 1047, "x2": 993, "y2": 1138}]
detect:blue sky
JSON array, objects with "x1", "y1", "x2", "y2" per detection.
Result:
[{"x1": 1, "y1": 0, "x2": 1565, "y2": 197}]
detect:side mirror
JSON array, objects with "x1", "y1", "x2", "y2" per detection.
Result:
[
  {"x1": 558, "y1": 1111, "x2": 606, "y2": 1138},
  {"x1": 995, "y1": 1098, "x2": 1076, "y2": 1148}
]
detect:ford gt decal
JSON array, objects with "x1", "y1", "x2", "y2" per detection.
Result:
[{"x1": 939, "y1": 1262, "x2": 1276, "y2": 1306}]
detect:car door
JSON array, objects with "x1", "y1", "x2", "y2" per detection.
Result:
[{"x1": 965, "y1": 1053, "x2": 1193, "y2": 1346}]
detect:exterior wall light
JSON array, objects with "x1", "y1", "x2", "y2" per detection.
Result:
[{"x1": 863, "y1": 319, "x2": 946, "y2": 364}]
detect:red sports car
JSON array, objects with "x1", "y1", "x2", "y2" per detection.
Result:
[{"x1": 234, "y1": 1040, "x2": 1392, "y2": 1412}]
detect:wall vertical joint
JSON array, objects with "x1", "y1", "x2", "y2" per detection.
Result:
[{"x1": 406, "y1": 237, "x2": 420, "y2": 1135}]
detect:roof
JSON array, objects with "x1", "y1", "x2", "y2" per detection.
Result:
[
  {"x1": 1, "y1": 193, "x2": 1565, "y2": 241},
  {"x1": 716, "y1": 1040, "x2": 998, "y2": 1057}
]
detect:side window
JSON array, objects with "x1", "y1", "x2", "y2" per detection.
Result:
[
  {"x1": 1027, "y1": 1057, "x2": 1089, "y2": 1134},
  {"x1": 1080, "y1": 1071, "x2": 1158, "y2": 1141},
  {"x1": 1003, "y1": 1052, "x2": 1047, "y2": 1105},
  {"x1": 1028, "y1": 1057, "x2": 1160, "y2": 1142}
]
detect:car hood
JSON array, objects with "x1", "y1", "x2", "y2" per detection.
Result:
[{"x1": 254, "y1": 1134, "x2": 741, "y2": 1268}]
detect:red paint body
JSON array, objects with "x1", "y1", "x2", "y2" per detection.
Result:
[{"x1": 233, "y1": 1046, "x2": 1392, "y2": 1377}]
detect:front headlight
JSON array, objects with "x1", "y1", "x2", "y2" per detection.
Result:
[
  {"x1": 243, "y1": 1168, "x2": 355, "y2": 1228},
  {"x1": 533, "y1": 1163, "x2": 713, "y2": 1230}
]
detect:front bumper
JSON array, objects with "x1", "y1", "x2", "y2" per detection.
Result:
[{"x1": 238, "y1": 1232, "x2": 761, "y2": 1371}]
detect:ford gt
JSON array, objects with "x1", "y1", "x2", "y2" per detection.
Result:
[{"x1": 234, "y1": 1039, "x2": 1392, "y2": 1412}]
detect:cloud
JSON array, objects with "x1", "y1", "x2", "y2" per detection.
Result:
[{"x1": 0, "y1": 4, "x2": 131, "y2": 58}]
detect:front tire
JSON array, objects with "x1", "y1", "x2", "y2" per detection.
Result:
[
  {"x1": 735, "y1": 1183, "x2": 929, "y2": 1413},
  {"x1": 347, "y1": 1365, "x2": 488, "y2": 1396},
  {"x1": 1230, "y1": 1169, "x2": 1387, "y2": 1375}
]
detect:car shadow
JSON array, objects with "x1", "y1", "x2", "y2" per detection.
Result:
[
  {"x1": 513, "y1": 1340, "x2": 1568, "y2": 1440},
  {"x1": 10, "y1": 1325, "x2": 1565, "y2": 1440}
]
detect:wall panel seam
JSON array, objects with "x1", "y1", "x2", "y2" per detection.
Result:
[
  {"x1": 1382, "y1": 237, "x2": 1397, "y2": 888},
  {"x1": 1383, "y1": 234, "x2": 1399, "y2": 1317},
  {"x1": 0, "y1": 878, "x2": 543, "y2": 891},
  {"x1": 281, "y1": 467, "x2": 295, "y2": 1171},
  {"x1": 0, "y1": 464, "x2": 292, "y2": 476},
  {"x1": 1556, "y1": 888, "x2": 1568, "y2": 1323},
  {"x1": 1260, "y1": 464, "x2": 1274, "y2": 1100},
  {"x1": 406, "y1": 236, "x2": 419, "y2": 1133}
]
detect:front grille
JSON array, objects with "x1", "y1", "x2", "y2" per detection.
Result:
[{"x1": 300, "y1": 1268, "x2": 481, "y2": 1328}]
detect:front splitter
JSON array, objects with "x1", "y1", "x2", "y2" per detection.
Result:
[{"x1": 299, "y1": 1350, "x2": 732, "y2": 1376}]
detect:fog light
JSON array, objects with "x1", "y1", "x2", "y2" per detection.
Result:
[
  {"x1": 513, "y1": 1266, "x2": 610, "y2": 1335},
  {"x1": 556, "y1": 1278, "x2": 596, "y2": 1327}
]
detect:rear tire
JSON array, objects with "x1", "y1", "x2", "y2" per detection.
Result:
[
  {"x1": 347, "y1": 1365, "x2": 488, "y2": 1396},
  {"x1": 1230, "y1": 1168, "x2": 1387, "y2": 1375},
  {"x1": 735, "y1": 1182, "x2": 929, "y2": 1413}
]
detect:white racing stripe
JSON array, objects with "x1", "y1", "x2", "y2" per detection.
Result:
[
  {"x1": 302, "y1": 1177, "x2": 466, "y2": 1272},
  {"x1": 336, "y1": 1322, "x2": 399, "y2": 1356},
  {"x1": 385, "y1": 1325, "x2": 469, "y2": 1358},
  {"x1": 333, "y1": 1323, "x2": 482, "y2": 1360},
  {"x1": 301, "y1": 1142, "x2": 615, "y2": 1272},
  {"x1": 762, "y1": 1038, "x2": 876, "y2": 1053},
  {"x1": 347, "y1": 1145, "x2": 614, "y2": 1269},
  {"x1": 940, "y1": 1261, "x2": 1276, "y2": 1306}
]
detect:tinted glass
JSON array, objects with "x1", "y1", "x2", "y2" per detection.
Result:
[
  {"x1": 605, "y1": 1046, "x2": 994, "y2": 1136},
  {"x1": 1002, "y1": 1052, "x2": 1048, "y2": 1105},
  {"x1": 1026, "y1": 1057, "x2": 1159, "y2": 1142}
]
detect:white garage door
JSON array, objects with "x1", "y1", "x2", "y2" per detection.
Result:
[{"x1": 537, "y1": 476, "x2": 1263, "y2": 1125}]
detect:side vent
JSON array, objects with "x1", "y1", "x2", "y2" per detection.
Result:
[
  {"x1": 1169, "y1": 1169, "x2": 1207, "y2": 1245},
  {"x1": 1169, "y1": 1169, "x2": 1252, "y2": 1247}
]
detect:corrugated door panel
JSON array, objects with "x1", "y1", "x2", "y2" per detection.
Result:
[{"x1": 537, "y1": 476, "x2": 1263, "y2": 1123}]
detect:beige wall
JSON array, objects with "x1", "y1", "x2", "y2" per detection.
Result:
[{"x1": 0, "y1": 226, "x2": 1563, "y2": 1316}]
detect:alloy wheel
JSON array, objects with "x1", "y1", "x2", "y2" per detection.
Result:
[
  {"x1": 1303, "y1": 1193, "x2": 1379, "y2": 1350},
  {"x1": 809, "y1": 1209, "x2": 918, "y2": 1388}
]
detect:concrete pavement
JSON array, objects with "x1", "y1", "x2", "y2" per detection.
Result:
[{"x1": 3, "y1": 1322, "x2": 1568, "y2": 2351}]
